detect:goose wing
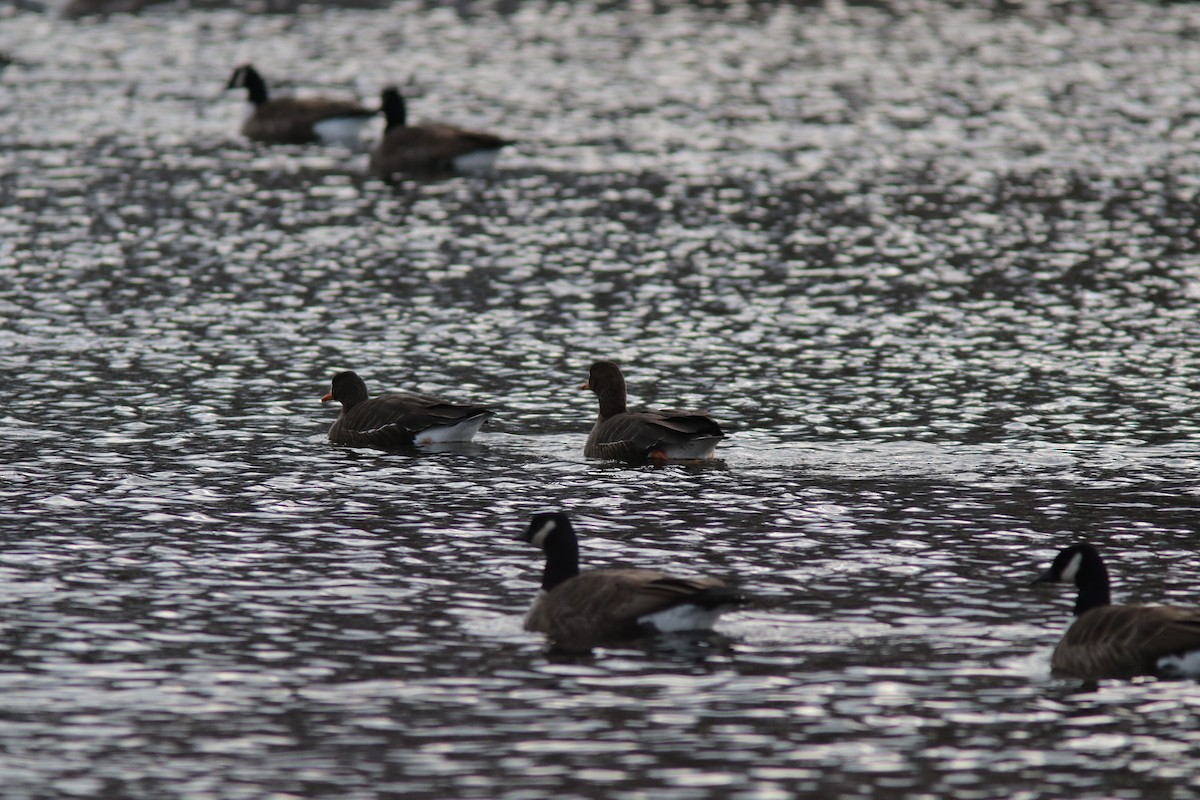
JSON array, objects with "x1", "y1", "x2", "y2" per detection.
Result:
[
  {"x1": 527, "y1": 569, "x2": 736, "y2": 644},
  {"x1": 332, "y1": 392, "x2": 491, "y2": 446},
  {"x1": 1055, "y1": 604, "x2": 1200, "y2": 677},
  {"x1": 646, "y1": 409, "x2": 724, "y2": 439},
  {"x1": 587, "y1": 410, "x2": 723, "y2": 461},
  {"x1": 419, "y1": 123, "x2": 514, "y2": 150},
  {"x1": 244, "y1": 98, "x2": 373, "y2": 143},
  {"x1": 371, "y1": 124, "x2": 513, "y2": 175}
]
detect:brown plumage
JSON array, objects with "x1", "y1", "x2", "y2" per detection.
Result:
[
  {"x1": 320, "y1": 370, "x2": 493, "y2": 449},
  {"x1": 369, "y1": 87, "x2": 514, "y2": 179},
  {"x1": 226, "y1": 64, "x2": 375, "y2": 146},
  {"x1": 581, "y1": 360, "x2": 724, "y2": 463},
  {"x1": 1051, "y1": 604, "x2": 1200, "y2": 678},
  {"x1": 521, "y1": 512, "x2": 746, "y2": 648},
  {"x1": 1033, "y1": 542, "x2": 1200, "y2": 679}
]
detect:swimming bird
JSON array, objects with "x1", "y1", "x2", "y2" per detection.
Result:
[
  {"x1": 581, "y1": 360, "x2": 724, "y2": 463},
  {"x1": 1032, "y1": 542, "x2": 1200, "y2": 679},
  {"x1": 368, "y1": 87, "x2": 515, "y2": 179},
  {"x1": 320, "y1": 370, "x2": 493, "y2": 448},
  {"x1": 521, "y1": 511, "x2": 747, "y2": 647},
  {"x1": 226, "y1": 64, "x2": 376, "y2": 146}
]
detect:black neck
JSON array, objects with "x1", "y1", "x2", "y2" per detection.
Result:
[
  {"x1": 1075, "y1": 551, "x2": 1108, "y2": 614},
  {"x1": 542, "y1": 532, "x2": 579, "y2": 592},
  {"x1": 243, "y1": 70, "x2": 269, "y2": 106},
  {"x1": 381, "y1": 90, "x2": 407, "y2": 132},
  {"x1": 1074, "y1": 567, "x2": 1111, "y2": 615}
]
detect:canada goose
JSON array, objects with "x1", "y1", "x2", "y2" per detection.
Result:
[
  {"x1": 581, "y1": 360, "x2": 724, "y2": 463},
  {"x1": 521, "y1": 511, "x2": 747, "y2": 647},
  {"x1": 226, "y1": 64, "x2": 376, "y2": 146},
  {"x1": 1032, "y1": 542, "x2": 1200, "y2": 679},
  {"x1": 320, "y1": 370, "x2": 493, "y2": 448},
  {"x1": 368, "y1": 87, "x2": 515, "y2": 179}
]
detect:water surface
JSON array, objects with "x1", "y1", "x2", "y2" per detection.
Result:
[{"x1": 3, "y1": 1, "x2": 1200, "y2": 798}]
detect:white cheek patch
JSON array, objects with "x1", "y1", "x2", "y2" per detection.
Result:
[
  {"x1": 1060, "y1": 552, "x2": 1083, "y2": 583},
  {"x1": 530, "y1": 520, "x2": 556, "y2": 549}
]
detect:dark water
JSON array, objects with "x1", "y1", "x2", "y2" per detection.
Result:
[{"x1": 4, "y1": 1, "x2": 1200, "y2": 797}]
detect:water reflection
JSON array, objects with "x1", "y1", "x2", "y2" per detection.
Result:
[{"x1": 5, "y1": 0, "x2": 1200, "y2": 797}]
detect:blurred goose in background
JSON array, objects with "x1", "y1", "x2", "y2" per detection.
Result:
[
  {"x1": 581, "y1": 360, "x2": 724, "y2": 463},
  {"x1": 521, "y1": 511, "x2": 747, "y2": 648},
  {"x1": 368, "y1": 86, "x2": 515, "y2": 179},
  {"x1": 226, "y1": 64, "x2": 376, "y2": 146},
  {"x1": 320, "y1": 370, "x2": 493, "y2": 448},
  {"x1": 1033, "y1": 542, "x2": 1200, "y2": 679}
]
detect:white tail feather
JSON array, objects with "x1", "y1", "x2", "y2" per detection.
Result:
[
  {"x1": 313, "y1": 116, "x2": 373, "y2": 147},
  {"x1": 413, "y1": 414, "x2": 490, "y2": 445},
  {"x1": 639, "y1": 604, "x2": 726, "y2": 633},
  {"x1": 658, "y1": 436, "x2": 721, "y2": 460},
  {"x1": 1157, "y1": 650, "x2": 1200, "y2": 678},
  {"x1": 451, "y1": 149, "x2": 501, "y2": 173}
]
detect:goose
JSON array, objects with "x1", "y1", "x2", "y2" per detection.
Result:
[
  {"x1": 320, "y1": 370, "x2": 493, "y2": 448},
  {"x1": 581, "y1": 360, "x2": 724, "y2": 463},
  {"x1": 226, "y1": 64, "x2": 376, "y2": 146},
  {"x1": 1032, "y1": 542, "x2": 1200, "y2": 679},
  {"x1": 521, "y1": 511, "x2": 747, "y2": 647},
  {"x1": 368, "y1": 87, "x2": 515, "y2": 179}
]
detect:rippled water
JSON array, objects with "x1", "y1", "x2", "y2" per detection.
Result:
[{"x1": 4, "y1": 1, "x2": 1200, "y2": 797}]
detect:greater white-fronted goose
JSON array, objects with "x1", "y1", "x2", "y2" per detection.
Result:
[
  {"x1": 1032, "y1": 542, "x2": 1200, "y2": 679},
  {"x1": 320, "y1": 370, "x2": 493, "y2": 448},
  {"x1": 226, "y1": 64, "x2": 376, "y2": 146},
  {"x1": 368, "y1": 87, "x2": 514, "y2": 179},
  {"x1": 581, "y1": 360, "x2": 724, "y2": 463},
  {"x1": 521, "y1": 512, "x2": 747, "y2": 647}
]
